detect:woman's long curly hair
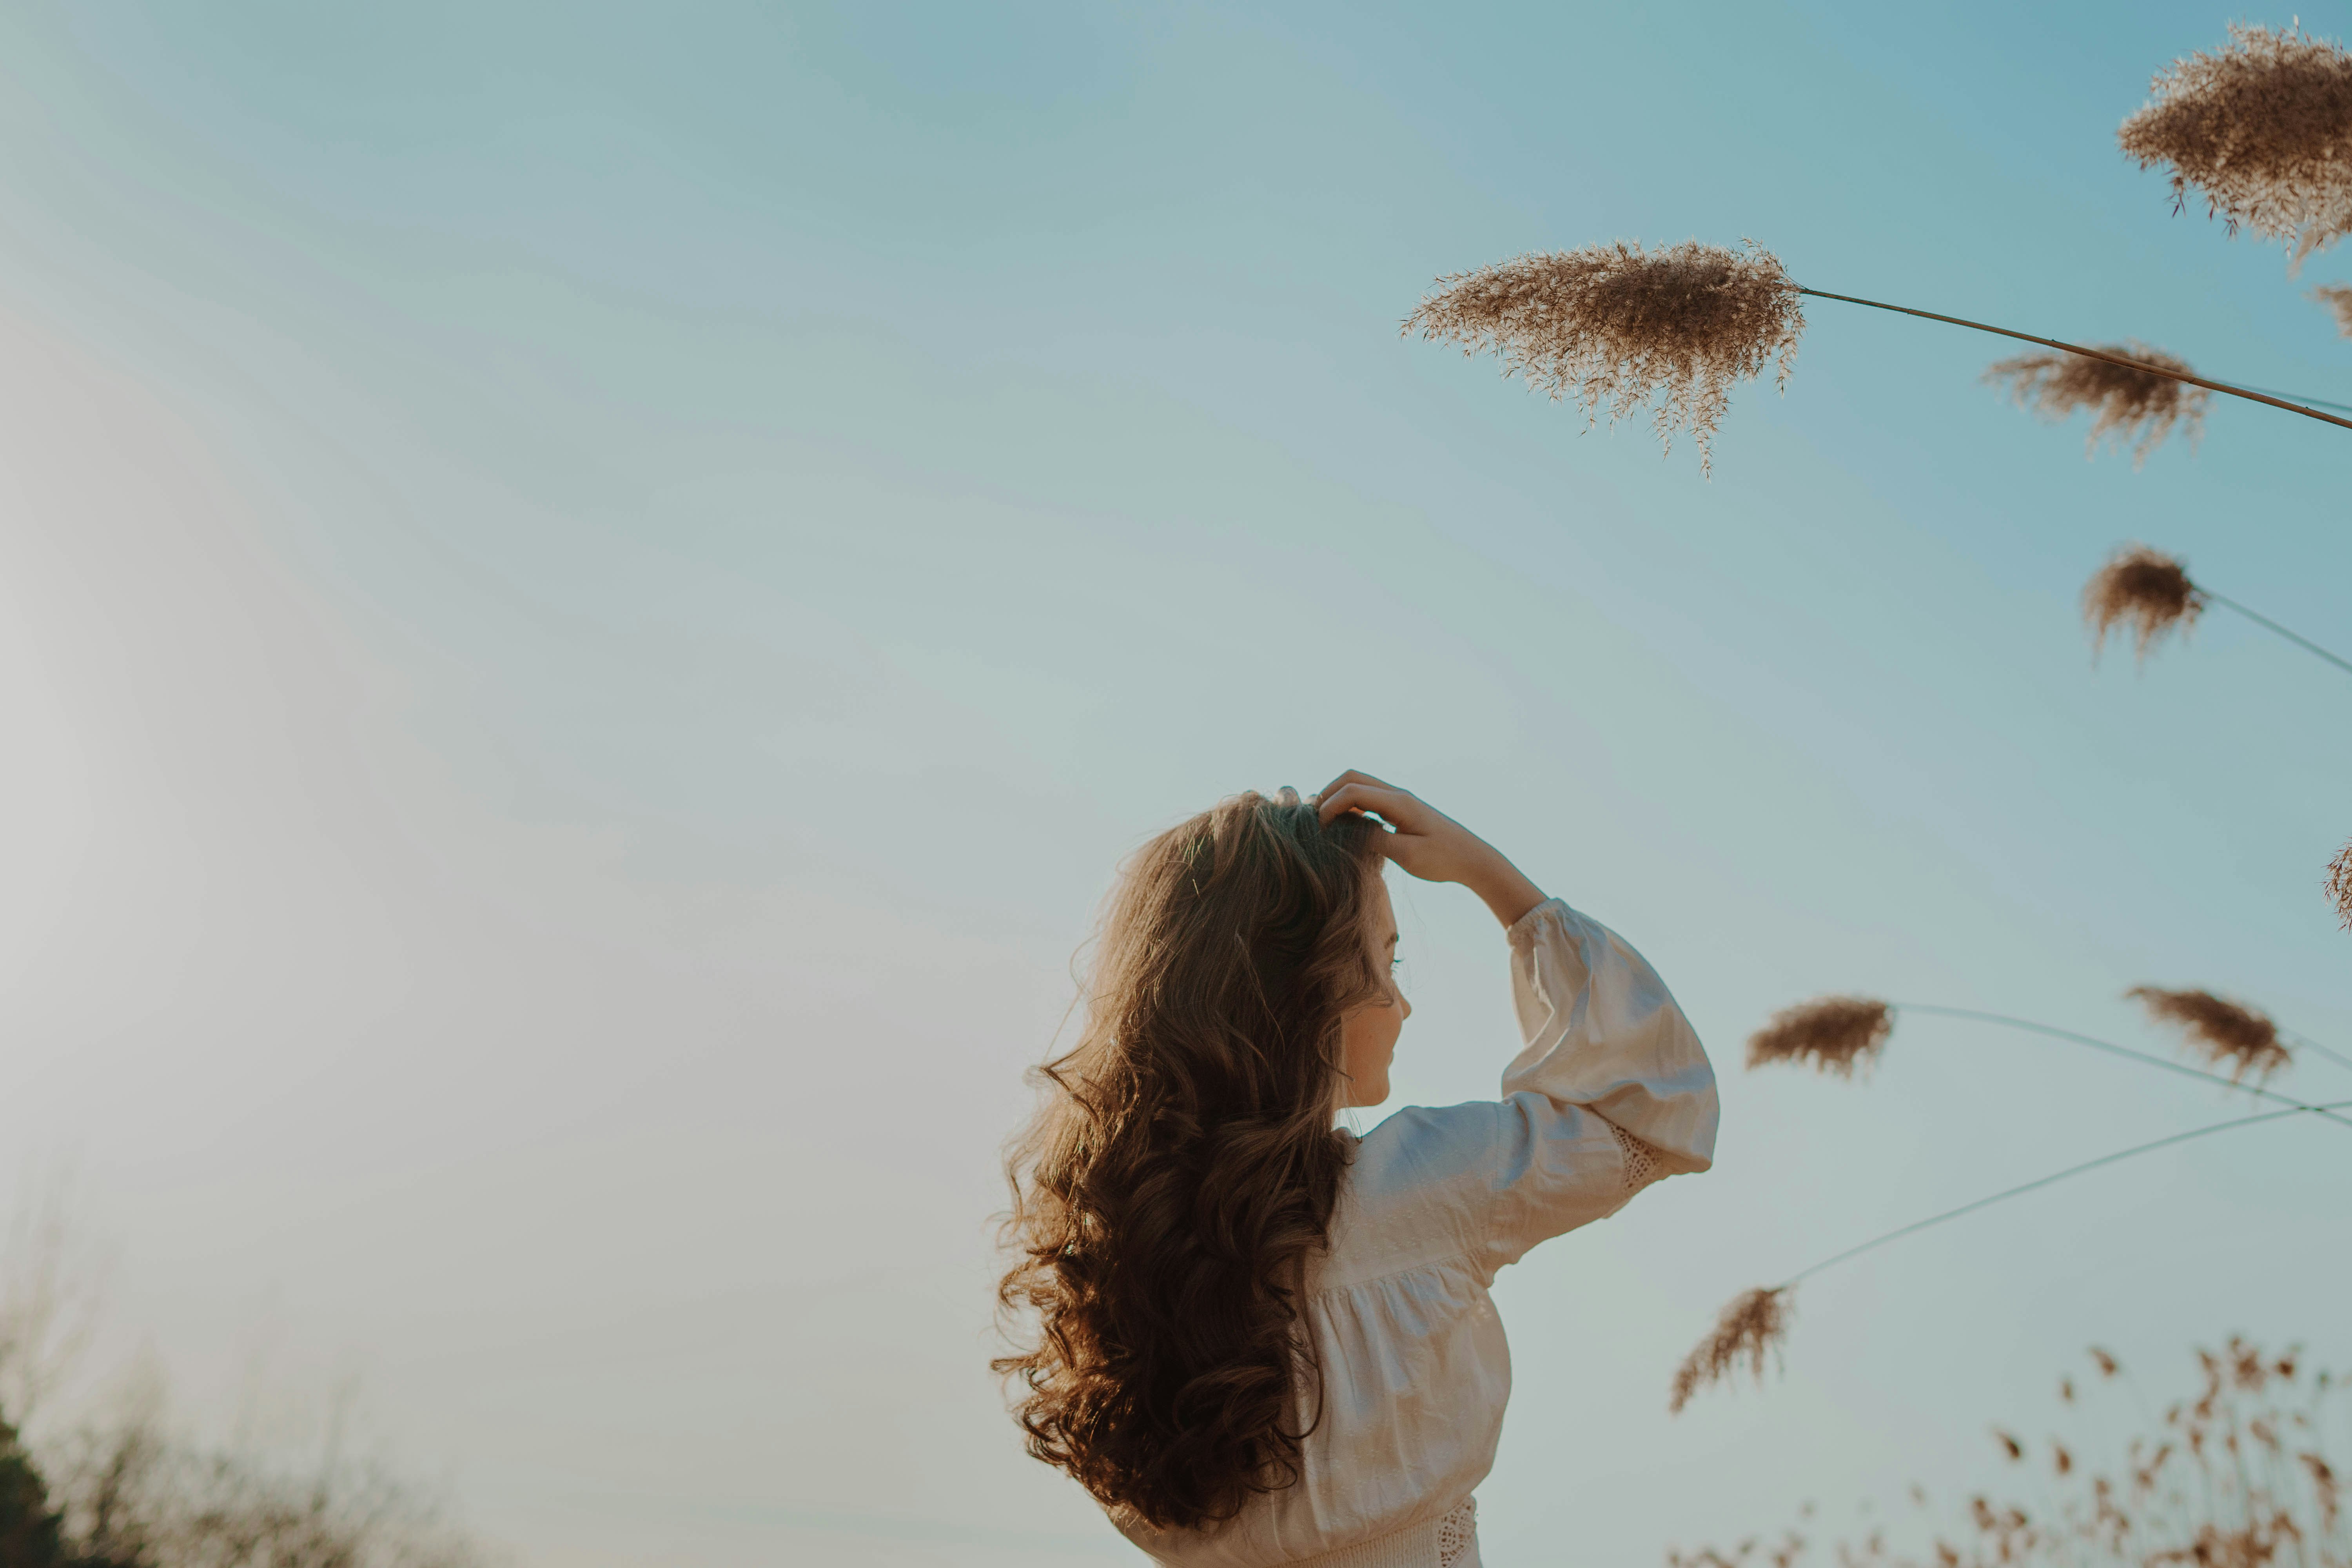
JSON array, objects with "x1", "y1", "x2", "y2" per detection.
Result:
[{"x1": 995, "y1": 789, "x2": 1387, "y2": 1532}]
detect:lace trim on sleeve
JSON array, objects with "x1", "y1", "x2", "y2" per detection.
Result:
[
  {"x1": 1610, "y1": 1121, "x2": 1663, "y2": 1193},
  {"x1": 1437, "y1": 1498, "x2": 1477, "y2": 1567}
]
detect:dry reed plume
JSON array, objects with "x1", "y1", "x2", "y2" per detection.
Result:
[
  {"x1": 2120, "y1": 24, "x2": 2352, "y2": 272},
  {"x1": 1746, "y1": 997, "x2": 1894, "y2": 1079},
  {"x1": 1668, "y1": 1287, "x2": 1791, "y2": 1415},
  {"x1": 1403, "y1": 240, "x2": 1804, "y2": 475},
  {"x1": 2314, "y1": 283, "x2": 2352, "y2": 336},
  {"x1": 2083, "y1": 544, "x2": 2203, "y2": 662},
  {"x1": 2080, "y1": 544, "x2": 2352, "y2": 682},
  {"x1": 1668, "y1": 1339, "x2": 2349, "y2": 1568},
  {"x1": 2127, "y1": 985, "x2": 2291, "y2": 1082},
  {"x1": 1749, "y1": 993, "x2": 2326, "y2": 1103},
  {"x1": 1985, "y1": 344, "x2": 2210, "y2": 465},
  {"x1": 2328, "y1": 841, "x2": 2352, "y2": 931}
]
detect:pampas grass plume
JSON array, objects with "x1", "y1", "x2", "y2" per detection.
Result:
[
  {"x1": 1670, "y1": 1287, "x2": 1791, "y2": 1414},
  {"x1": 2084, "y1": 545, "x2": 2204, "y2": 662},
  {"x1": 2119, "y1": 24, "x2": 2352, "y2": 271},
  {"x1": 2126, "y1": 985, "x2": 2291, "y2": 1082},
  {"x1": 2327, "y1": 841, "x2": 2352, "y2": 932},
  {"x1": 2312, "y1": 283, "x2": 2352, "y2": 336},
  {"x1": 1403, "y1": 240, "x2": 1804, "y2": 476},
  {"x1": 1985, "y1": 343, "x2": 2210, "y2": 465},
  {"x1": 1747, "y1": 996, "x2": 1894, "y2": 1079}
]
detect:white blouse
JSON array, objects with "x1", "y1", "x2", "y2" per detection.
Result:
[{"x1": 1112, "y1": 898, "x2": 1720, "y2": 1568}]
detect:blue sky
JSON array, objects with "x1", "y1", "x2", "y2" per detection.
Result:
[{"x1": 0, "y1": 4, "x2": 2347, "y2": 1564}]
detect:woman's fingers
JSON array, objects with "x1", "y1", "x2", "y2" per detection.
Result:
[
  {"x1": 1315, "y1": 768, "x2": 1399, "y2": 807},
  {"x1": 1315, "y1": 773, "x2": 1457, "y2": 879},
  {"x1": 1314, "y1": 782, "x2": 1380, "y2": 822},
  {"x1": 1308, "y1": 773, "x2": 1536, "y2": 916},
  {"x1": 1316, "y1": 780, "x2": 1421, "y2": 829}
]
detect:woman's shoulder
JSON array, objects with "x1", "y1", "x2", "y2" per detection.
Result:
[
  {"x1": 1321, "y1": 1102, "x2": 1512, "y2": 1290},
  {"x1": 1347, "y1": 1100, "x2": 1515, "y2": 1194}
]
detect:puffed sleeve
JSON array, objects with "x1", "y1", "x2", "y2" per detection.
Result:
[{"x1": 1481, "y1": 897, "x2": 1717, "y2": 1272}]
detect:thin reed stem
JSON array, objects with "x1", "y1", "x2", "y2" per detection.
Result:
[
  {"x1": 1796, "y1": 288, "x2": 2352, "y2": 432},
  {"x1": 2199, "y1": 590, "x2": 2352, "y2": 677},
  {"x1": 2220, "y1": 382, "x2": 2352, "y2": 414},
  {"x1": 2282, "y1": 1027, "x2": 2352, "y2": 1078},
  {"x1": 1894, "y1": 1003, "x2": 2352, "y2": 1130},
  {"x1": 1783, "y1": 1098, "x2": 2352, "y2": 1287}
]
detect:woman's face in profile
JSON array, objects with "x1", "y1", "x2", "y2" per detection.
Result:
[{"x1": 1337, "y1": 874, "x2": 1408, "y2": 1108}]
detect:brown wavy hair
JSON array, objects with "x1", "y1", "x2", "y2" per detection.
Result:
[{"x1": 995, "y1": 789, "x2": 1387, "y2": 1531}]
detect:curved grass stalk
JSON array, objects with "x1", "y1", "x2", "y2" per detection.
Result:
[
  {"x1": 2281, "y1": 1027, "x2": 2352, "y2": 1076},
  {"x1": 1669, "y1": 1098, "x2": 2352, "y2": 1412},
  {"x1": 1783, "y1": 1097, "x2": 2352, "y2": 1285},
  {"x1": 2218, "y1": 381, "x2": 2352, "y2": 414},
  {"x1": 2199, "y1": 590, "x2": 2352, "y2": 678},
  {"x1": 1750, "y1": 993, "x2": 2352, "y2": 1117},
  {"x1": 1796, "y1": 289, "x2": 2352, "y2": 432},
  {"x1": 1890, "y1": 1003, "x2": 2352, "y2": 1123},
  {"x1": 1406, "y1": 244, "x2": 2352, "y2": 477}
]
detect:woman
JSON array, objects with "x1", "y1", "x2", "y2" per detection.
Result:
[{"x1": 998, "y1": 771, "x2": 1718, "y2": 1567}]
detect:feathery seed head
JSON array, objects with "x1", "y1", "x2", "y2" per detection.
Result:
[
  {"x1": 1985, "y1": 345, "x2": 2209, "y2": 465},
  {"x1": 2127, "y1": 985, "x2": 2291, "y2": 1083},
  {"x1": 2305, "y1": 1452, "x2": 2341, "y2": 1531},
  {"x1": 2311, "y1": 283, "x2": 2352, "y2": 336},
  {"x1": 2326, "y1": 840, "x2": 2352, "y2": 931},
  {"x1": 2083, "y1": 545, "x2": 2205, "y2": 663},
  {"x1": 1747, "y1": 996, "x2": 1894, "y2": 1079},
  {"x1": 2119, "y1": 24, "x2": 2352, "y2": 272},
  {"x1": 1670, "y1": 1286, "x2": 1792, "y2": 1414},
  {"x1": 1403, "y1": 239, "x2": 1804, "y2": 477}
]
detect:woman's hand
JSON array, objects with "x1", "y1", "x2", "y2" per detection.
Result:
[{"x1": 1314, "y1": 770, "x2": 1548, "y2": 928}]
